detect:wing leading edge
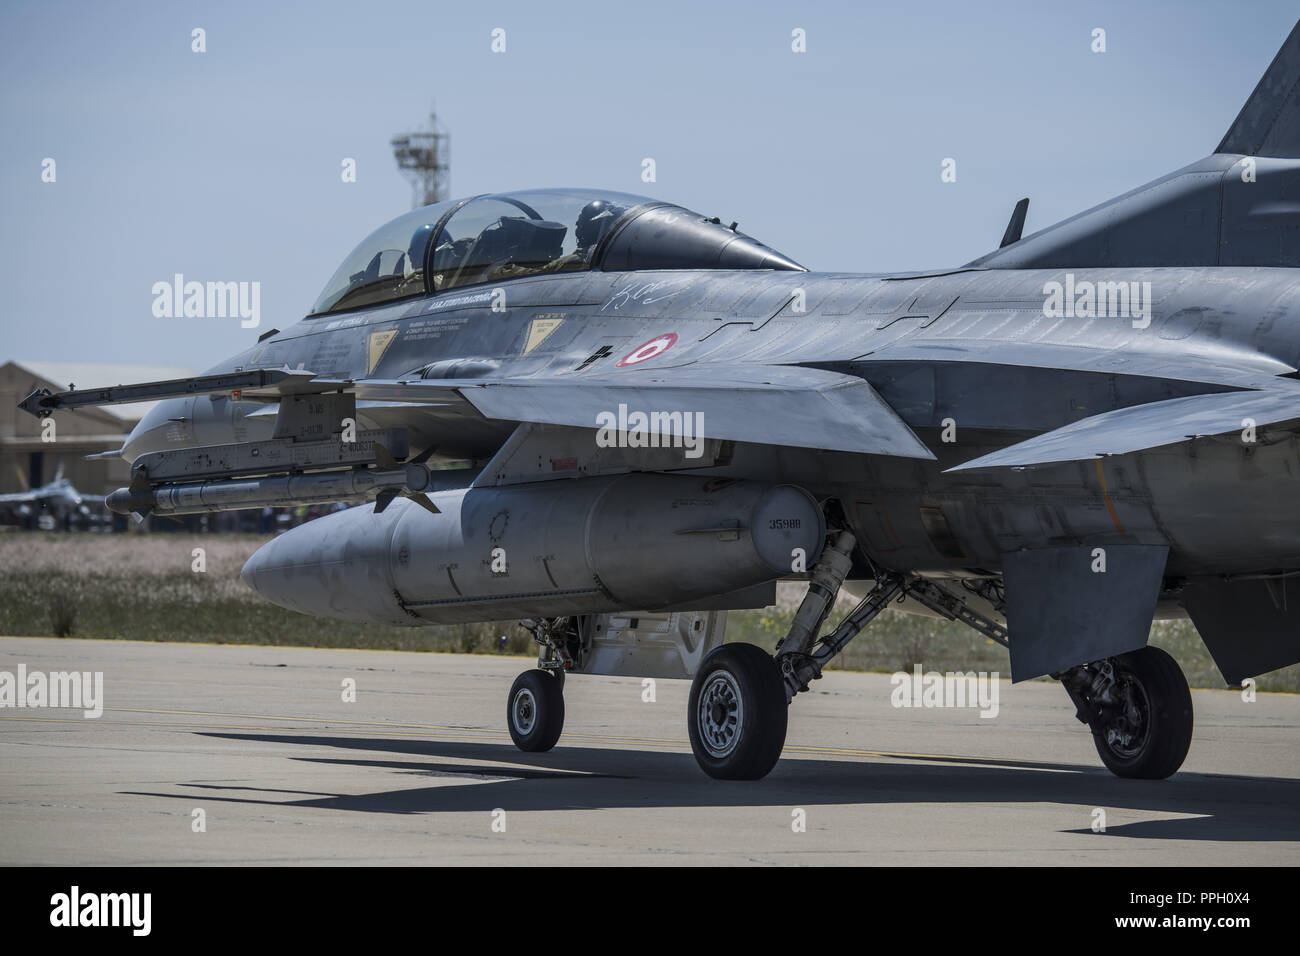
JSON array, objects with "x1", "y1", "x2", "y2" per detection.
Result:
[
  {"x1": 948, "y1": 386, "x2": 1300, "y2": 472},
  {"x1": 368, "y1": 365, "x2": 936, "y2": 459},
  {"x1": 18, "y1": 364, "x2": 937, "y2": 460}
]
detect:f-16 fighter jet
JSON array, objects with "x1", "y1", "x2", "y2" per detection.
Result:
[
  {"x1": 22, "y1": 21, "x2": 1300, "y2": 779},
  {"x1": 0, "y1": 463, "x2": 105, "y2": 523}
]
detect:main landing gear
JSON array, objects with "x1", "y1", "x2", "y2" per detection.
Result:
[
  {"x1": 678, "y1": 528, "x2": 1193, "y2": 781},
  {"x1": 687, "y1": 643, "x2": 789, "y2": 779},
  {"x1": 683, "y1": 530, "x2": 1012, "y2": 780},
  {"x1": 504, "y1": 534, "x2": 1194, "y2": 782},
  {"x1": 1058, "y1": 646, "x2": 1193, "y2": 779}
]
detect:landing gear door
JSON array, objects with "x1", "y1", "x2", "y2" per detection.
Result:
[{"x1": 576, "y1": 611, "x2": 727, "y2": 679}]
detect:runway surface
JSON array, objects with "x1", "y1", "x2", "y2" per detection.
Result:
[{"x1": 1, "y1": 636, "x2": 1297, "y2": 865}]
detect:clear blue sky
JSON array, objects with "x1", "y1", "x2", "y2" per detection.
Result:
[{"x1": 1, "y1": 0, "x2": 1296, "y2": 366}]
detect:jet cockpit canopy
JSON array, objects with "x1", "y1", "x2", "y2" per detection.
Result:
[{"x1": 310, "y1": 188, "x2": 803, "y2": 316}]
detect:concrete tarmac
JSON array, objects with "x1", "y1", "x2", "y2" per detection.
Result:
[{"x1": 1, "y1": 636, "x2": 1296, "y2": 865}]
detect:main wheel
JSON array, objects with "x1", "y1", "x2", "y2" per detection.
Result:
[
  {"x1": 507, "y1": 669, "x2": 565, "y2": 752},
  {"x1": 687, "y1": 643, "x2": 789, "y2": 780},
  {"x1": 1089, "y1": 646, "x2": 1193, "y2": 779}
]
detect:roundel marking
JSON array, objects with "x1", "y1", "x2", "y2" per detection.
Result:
[{"x1": 616, "y1": 333, "x2": 679, "y2": 367}]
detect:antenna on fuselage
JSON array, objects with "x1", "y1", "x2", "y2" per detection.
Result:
[{"x1": 1000, "y1": 197, "x2": 1030, "y2": 248}]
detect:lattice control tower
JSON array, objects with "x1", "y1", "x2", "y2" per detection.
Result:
[{"x1": 391, "y1": 111, "x2": 450, "y2": 209}]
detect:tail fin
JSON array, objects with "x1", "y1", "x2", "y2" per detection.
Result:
[
  {"x1": 1218, "y1": 19, "x2": 1300, "y2": 158},
  {"x1": 970, "y1": 20, "x2": 1300, "y2": 269}
]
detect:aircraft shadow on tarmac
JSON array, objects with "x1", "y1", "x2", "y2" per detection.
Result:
[{"x1": 113, "y1": 731, "x2": 1300, "y2": 843}]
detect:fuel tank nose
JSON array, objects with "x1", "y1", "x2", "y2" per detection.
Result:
[
  {"x1": 239, "y1": 475, "x2": 825, "y2": 627},
  {"x1": 239, "y1": 502, "x2": 416, "y2": 625}
]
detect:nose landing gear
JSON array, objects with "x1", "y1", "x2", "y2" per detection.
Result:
[
  {"x1": 505, "y1": 617, "x2": 575, "y2": 752},
  {"x1": 507, "y1": 669, "x2": 565, "y2": 752}
]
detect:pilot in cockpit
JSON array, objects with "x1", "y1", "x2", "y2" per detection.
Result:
[
  {"x1": 492, "y1": 200, "x2": 626, "y2": 281},
  {"x1": 397, "y1": 222, "x2": 437, "y2": 290},
  {"x1": 541, "y1": 199, "x2": 624, "y2": 273}
]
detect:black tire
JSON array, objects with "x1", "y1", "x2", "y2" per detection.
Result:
[
  {"x1": 1090, "y1": 646, "x2": 1193, "y2": 779},
  {"x1": 687, "y1": 643, "x2": 789, "y2": 780},
  {"x1": 507, "y1": 669, "x2": 565, "y2": 752}
]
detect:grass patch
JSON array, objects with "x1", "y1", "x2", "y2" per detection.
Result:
[{"x1": 1, "y1": 532, "x2": 1296, "y2": 691}]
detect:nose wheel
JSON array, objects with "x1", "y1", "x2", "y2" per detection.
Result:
[
  {"x1": 507, "y1": 669, "x2": 565, "y2": 752},
  {"x1": 687, "y1": 643, "x2": 789, "y2": 779}
]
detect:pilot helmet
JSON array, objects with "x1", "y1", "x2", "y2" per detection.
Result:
[
  {"x1": 407, "y1": 223, "x2": 437, "y2": 268},
  {"x1": 575, "y1": 200, "x2": 623, "y2": 250}
]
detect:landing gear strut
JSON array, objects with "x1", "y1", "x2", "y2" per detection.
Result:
[
  {"x1": 1059, "y1": 646, "x2": 1193, "y2": 779},
  {"x1": 686, "y1": 530, "x2": 873, "y2": 779},
  {"x1": 769, "y1": 533, "x2": 1010, "y2": 702}
]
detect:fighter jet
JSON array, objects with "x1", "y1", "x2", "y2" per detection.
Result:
[
  {"x1": 20, "y1": 21, "x2": 1300, "y2": 780},
  {"x1": 0, "y1": 463, "x2": 106, "y2": 525}
]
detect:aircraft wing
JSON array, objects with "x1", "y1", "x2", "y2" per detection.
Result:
[
  {"x1": 19, "y1": 363, "x2": 936, "y2": 459},
  {"x1": 0, "y1": 489, "x2": 105, "y2": 507},
  {"x1": 0, "y1": 490, "x2": 41, "y2": 505},
  {"x1": 358, "y1": 365, "x2": 936, "y2": 459},
  {"x1": 948, "y1": 385, "x2": 1300, "y2": 471}
]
